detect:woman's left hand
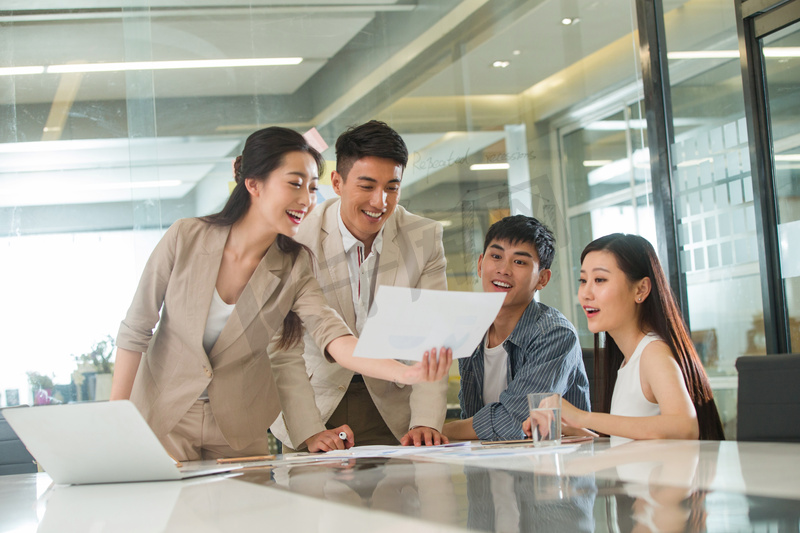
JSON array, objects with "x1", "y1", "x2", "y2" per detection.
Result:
[{"x1": 399, "y1": 347, "x2": 452, "y2": 384}]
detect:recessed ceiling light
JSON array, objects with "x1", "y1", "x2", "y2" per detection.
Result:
[
  {"x1": 492, "y1": 60, "x2": 510, "y2": 68},
  {"x1": 561, "y1": 17, "x2": 579, "y2": 25},
  {"x1": 512, "y1": 50, "x2": 521, "y2": 56}
]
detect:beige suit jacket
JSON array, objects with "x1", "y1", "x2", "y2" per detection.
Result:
[
  {"x1": 270, "y1": 199, "x2": 449, "y2": 449},
  {"x1": 116, "y1": 218, "x2": 351, "y2": 451}
]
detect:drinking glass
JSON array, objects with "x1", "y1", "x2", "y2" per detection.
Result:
[{"x1": 527, "y1": 392, "x2": 561, "y2": 446}]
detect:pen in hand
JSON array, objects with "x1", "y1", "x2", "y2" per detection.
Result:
[{"x1": 339, "y1": 431, "x2": 347, "y2": 440}]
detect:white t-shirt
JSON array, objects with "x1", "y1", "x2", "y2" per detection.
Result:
[{"x1": 482, "y1": 333, "x2": 509, "y2": 406}]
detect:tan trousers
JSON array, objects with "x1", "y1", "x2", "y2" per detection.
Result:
[
  {"x1": 282, "y1": 380, "x2": 397, "y2": 454},
  {"x1": 162, "y1": 399, "x2": 269, "y2": 461}
]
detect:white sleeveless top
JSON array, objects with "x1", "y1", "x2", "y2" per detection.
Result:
[{"x1": 610, "y1": 333, "x2": 662, "y2": 419}]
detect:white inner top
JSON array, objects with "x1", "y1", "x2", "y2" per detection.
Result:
[
  {"x1": 203, "y1": 288, "x2": 235, "y2": 354},
  {"x1": 482, "y1": 333, "x2": 509, "y2": 406}
]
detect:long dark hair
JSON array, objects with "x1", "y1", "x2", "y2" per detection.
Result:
[
  {"x1": 582, "y1": 233, "x2": 725, "y2": 440},
  {"x1": 202, "y1": 127, "x2": 324, "y2": 350}
]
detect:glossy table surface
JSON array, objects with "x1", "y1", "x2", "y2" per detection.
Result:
[{"x1": 2, "y1": 438, "x2": 800, "y2": 532}]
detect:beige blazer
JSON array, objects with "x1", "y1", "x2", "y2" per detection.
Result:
[
  {"x1": 270, "y1": 199, "x2": 449, "y2": 449},
  {"x1": 116, "y1": 218, "x2": 351, "y2": 451}
]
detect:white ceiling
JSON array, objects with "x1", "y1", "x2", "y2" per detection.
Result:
[
  {"x1": 2, "y1": 0, "x2": 716, "y2": 212},
  {"x1": 3, "y1": 6, "x2": 377, "y2": 104}
]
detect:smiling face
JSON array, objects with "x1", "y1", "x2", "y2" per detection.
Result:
[
  {"x1": 246, "y1": 150, "x2": 319, "y2": 239},
  {"x1": 478, "y1": 239, "x2": 551, "y2": 311},
  {"x1": 578, "y1": 250, "x2": 650, "y2": 337},
  {"x1": 332, "y1": 155, "x2": 403, "y2": 247}
]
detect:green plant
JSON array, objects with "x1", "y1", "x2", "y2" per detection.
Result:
[
  {"x1": 74, "y1": 335, "x2": 116, "y2": 374},
  {"x1": 26, "y1": 371, "x2": 55, "y2": 390}
]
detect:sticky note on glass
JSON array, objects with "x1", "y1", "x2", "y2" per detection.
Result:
[
  {"x1": 352, "y1": 287, "x2": 505, "y2": 361},
  {"x1": 302, "y1": 127, "x2": 328, "y2": 153}
]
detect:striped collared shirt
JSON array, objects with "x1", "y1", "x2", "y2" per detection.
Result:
[{"x1": 458, "y1": 300, "x2": 591, "y2": 440}]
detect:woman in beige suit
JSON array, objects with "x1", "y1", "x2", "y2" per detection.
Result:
[{"x1": 110, "y1": 127, "x2": 451, "y2": 461}]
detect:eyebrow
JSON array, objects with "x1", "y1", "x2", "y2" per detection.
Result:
[
  {"x1": 287, "y1": 171, "x2": 319, "y2": 180},
  {"x1": 579, "y1": 266, "x2": 611, "y2": 274},
  {"x1": 488, "y1": 243, "x2": 533, "y2": 258},
  {"x1": 356, "y1": 176, "x2": 401, "y2": 184}
]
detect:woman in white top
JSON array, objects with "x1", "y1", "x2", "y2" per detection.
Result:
[{"x1": 524, "y1": 233, "x2": 724, "y2": 441}]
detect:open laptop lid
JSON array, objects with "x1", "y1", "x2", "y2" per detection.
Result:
[{"x1": 3, "y1": 401, "x2": 239, "y2": 485}]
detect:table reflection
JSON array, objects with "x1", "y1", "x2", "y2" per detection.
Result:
[{"x1": 271, "y1": 457, "x2": 460, "y2": 526}]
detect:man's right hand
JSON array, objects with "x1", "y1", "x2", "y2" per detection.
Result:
[{"x1": 304, "y1": 424, "x2": 354, "y2": 452}]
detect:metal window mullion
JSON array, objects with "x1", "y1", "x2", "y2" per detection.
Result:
[
  {"x1": 735, "y1": 0, "x2": 791, "y2": 354},
  {"x1": 634, "y1": 0, "x2": 689, "y2": 321}
]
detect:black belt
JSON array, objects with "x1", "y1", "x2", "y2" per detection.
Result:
[{"x1": 350, "y1": 374, "x2": 364, "y2": 383}]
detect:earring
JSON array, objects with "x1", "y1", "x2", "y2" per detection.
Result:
[{"x1": 637, "y1": 298, "x2": 642, "y2": 302}]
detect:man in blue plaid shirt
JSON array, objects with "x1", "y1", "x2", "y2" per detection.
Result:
[{"x1": 443, "y1": 215, "x2": 590, "y2": 441}]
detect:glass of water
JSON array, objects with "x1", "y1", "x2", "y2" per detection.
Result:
[{"x1": 527, "y1": 392, "x2": 562, "y2": 446}]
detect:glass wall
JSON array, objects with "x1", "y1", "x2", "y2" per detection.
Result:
[
  {"x1": 2, "y1": 0, "x2": 738, "y2": 421},
  {"x1": 664, "y1": 0, "x2": 766, "y2": 436},
  {"x1": 763, "y1": 20, "x2": 800, "y2": 352}
]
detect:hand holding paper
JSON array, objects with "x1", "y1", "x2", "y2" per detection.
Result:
[{"x1": 353, "y1": 287, "x2": 505, "y2": 361}]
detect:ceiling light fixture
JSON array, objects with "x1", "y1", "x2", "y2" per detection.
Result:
[
  {"x1": 0, "y1": 66, "x2": 45, "y2": 76},
  {"x1": 470, "y1": 163, "x2": 510, "y2": 171},
  {"x1": 667, "y1": 50, "x2": 739, "y2": 59},
  {"x1": 492, "y1": 60, "x2": 510, "y2": 68},
  {"x1": 561, "y1": 17, "x2": 579, "y2": 25},
  {"x1": 583, "y1": 160, "x2": 613, "y2": 167},
  {"x1": 46, "y1": 57, "x2": 303, "y2": 74},
  {"x1": 668, "y1": 47, "x2": 800, "y2": 60},
  {"x1": 512, "y1": 50, "x2": 521, "y2": 56},
  {"x1": 84, "y1": 180, "x2": 184, "y2": 191}
]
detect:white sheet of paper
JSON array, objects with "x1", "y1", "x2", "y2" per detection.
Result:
[{"x1": 352, "y1": 287, "x2": 505, "y2": 361}]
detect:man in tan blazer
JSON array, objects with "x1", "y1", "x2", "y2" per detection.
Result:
[{"x1": 271, "y1": 120, "x2": 449, "y2": 450}]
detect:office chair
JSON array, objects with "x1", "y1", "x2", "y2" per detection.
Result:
[
  {"x1": 0, "y1": 408, "x2": 37, "y2": 475},
  {"x1": 736, "y1": 353, "x2": 800, "y2": 442}
]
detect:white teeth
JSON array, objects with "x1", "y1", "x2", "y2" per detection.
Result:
[
  {"x1": 363, "y1": 210, "x2": 382, "y2": 219},
  {"x1": 585, "y1": 308, "x2": 599, "y2": 312},
  {"x1": 287, "y1": 210, "x2": 304, "y2": 219},
  {"x1": 493, "y1": 281, "x2": 511, "y2": 288}
]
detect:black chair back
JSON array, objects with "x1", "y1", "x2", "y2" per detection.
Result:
[
  {"x1": 0, "y1": 408, "x2": 37, "y2": 475},
  {"x1": 736, "y1": 353, "x2": 800, "y2": 442}
]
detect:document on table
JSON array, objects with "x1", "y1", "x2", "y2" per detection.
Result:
[{"x1": 352, "y1": 287, "x2": 505, "y2": 361}]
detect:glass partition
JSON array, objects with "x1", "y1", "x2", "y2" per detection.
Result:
[
  {"x1": 762, "y1": 21, "x2": 800, "y2": 352},
  {"x1": 664, "y1": 0, "x2": 766, "y2": 437},
  {"x1": 0, "y1": 0, "x2": 655, "y2": 412}
]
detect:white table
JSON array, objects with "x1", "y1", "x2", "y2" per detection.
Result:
[{"x1": 2, "y1": 439, "x2": 799, "y2": 532}]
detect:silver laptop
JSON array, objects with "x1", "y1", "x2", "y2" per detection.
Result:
[{"x1": 3, "y1": 400, "x2": 241, "y2": 485}]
